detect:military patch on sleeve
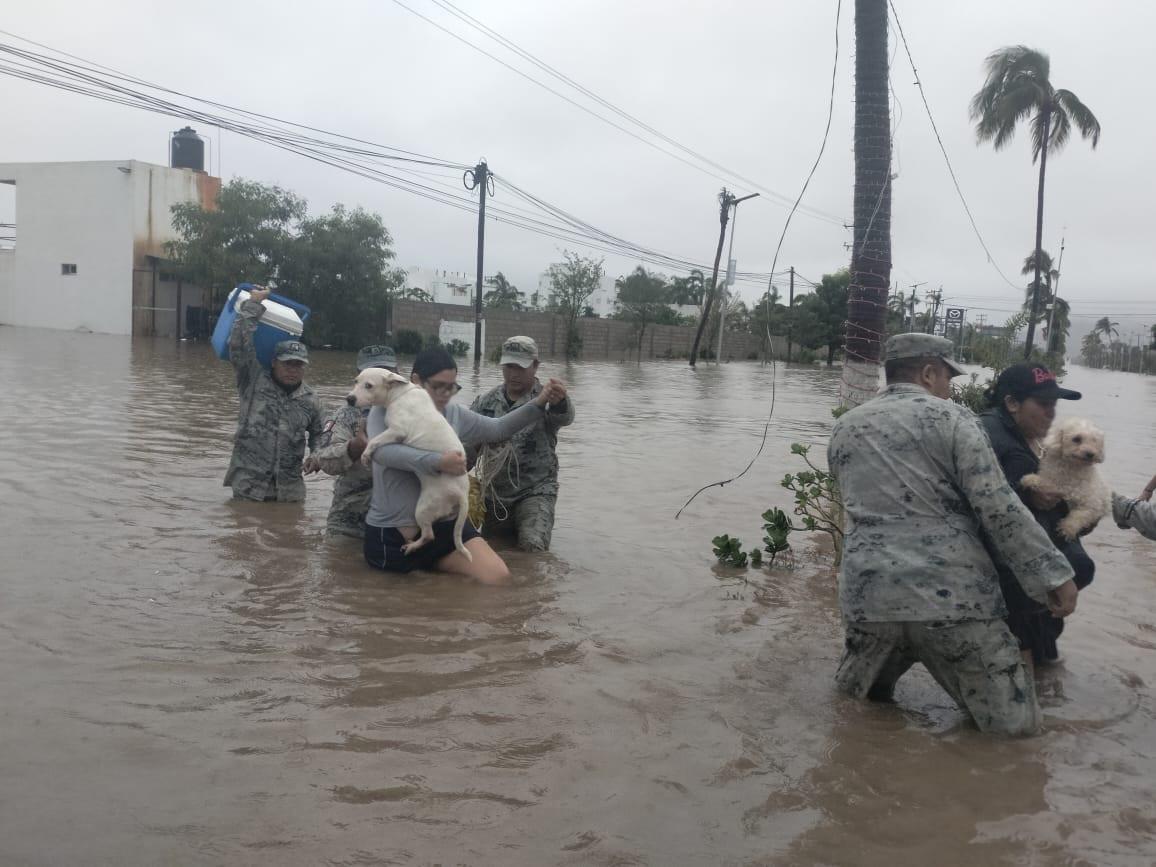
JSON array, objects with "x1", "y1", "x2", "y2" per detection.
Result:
[{"x1": 323, "y1": 419, "x2": 336, "y2": 434}]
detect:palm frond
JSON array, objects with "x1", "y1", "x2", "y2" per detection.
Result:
[
  {"x1": 1049, "y1": 108, "x2": 1072, "y2": 153},
  {"x1": 1054, "y1": 89, "x2": 1102, "y2": 147}
]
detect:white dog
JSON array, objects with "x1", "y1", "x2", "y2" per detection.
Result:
[
  {"x1": 1020, "y1": 417, "x2": 1111, "y2": 541},
  {"x1": 347, "y1": 368, "x2": 472, "y2": 562}
]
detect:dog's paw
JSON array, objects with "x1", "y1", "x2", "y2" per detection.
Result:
[
  {"x1": 1020, "y1": 473, "x2": 1041, "y2": 489},
  {"x1": 360, "y1": 447, "x2": 376, "y2": 467},
  {"x1": 1056, "y1": 519, "x2": 1080, "y2": 542}
]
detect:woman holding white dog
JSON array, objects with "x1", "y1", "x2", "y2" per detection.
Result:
[
  {"x1": 363, "y1": 346, "x2": 566, "y2": 583},
  {"x1": 979, "y1": 363, "x2": 1095, "y2": 667}
]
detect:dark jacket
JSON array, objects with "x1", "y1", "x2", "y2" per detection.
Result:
[{"x1": 978, "y1": 407, "x2": 1095, "y2": 662}]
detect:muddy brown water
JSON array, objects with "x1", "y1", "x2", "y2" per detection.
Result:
[{"x1": 2, "y1": 325, "x2": 1155, "y2": 866}]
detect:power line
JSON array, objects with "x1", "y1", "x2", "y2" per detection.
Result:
[
  {"x1": 0, "y1": 43, "x2": 745, "y2": 279},
  {"x1": 887, "y1": 1, "x2": 1020, "y2": 291},
  {"x1": 388, "y1": 0, "x2": 847, "y2": 227},
  {"x1": 428, "y1": 0, "x2": 851, "y2": 228}
]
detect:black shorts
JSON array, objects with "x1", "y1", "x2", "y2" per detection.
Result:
[{"x1": 364, "y1": 521, "x2": 480, "y2": 574}]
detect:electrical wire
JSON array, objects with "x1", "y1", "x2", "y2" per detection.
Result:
[
  {"x1": 676, "y1": 0, "x2": 843, "y2": 519},
  {"x1": 0, "y1": 40, "x2": 784, "y2": 285},
  {"x1": 887, "y1": 1, "x2": 1020, "y2": 291},
  {"x1": 416, "y1": 0, "x2": 848, "y2": 226}
]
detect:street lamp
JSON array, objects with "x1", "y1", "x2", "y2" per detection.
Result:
[{"x1": 716, "y1": 192, "x2": 760, "y2": 363}]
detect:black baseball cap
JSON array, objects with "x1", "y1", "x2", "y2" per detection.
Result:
[{"x1": 992, "y1": 363, "x2": 1081, "y2": 402}]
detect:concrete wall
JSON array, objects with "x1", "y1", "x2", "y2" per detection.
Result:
[
  {"x1": 391, "y1": 300, "x2": 786, "y2": 361},
  {"x1": 0, "y1": 162, "x2": 135, "y2": 334}
]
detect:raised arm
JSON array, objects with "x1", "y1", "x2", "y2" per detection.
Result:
[
  {"x1": 228, "y1": 288, "x2": 268, "y2": 393},
  {"x1": 951, "y1": 414, "x2": 1074, "y2": 604},
  {"x1": 454, "y1": 401, "x2": 545, "y2": 446}
]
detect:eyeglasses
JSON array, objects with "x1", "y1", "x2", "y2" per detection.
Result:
[{"x1": 425, "y1": 380, "x2": 462, "y2": 395}]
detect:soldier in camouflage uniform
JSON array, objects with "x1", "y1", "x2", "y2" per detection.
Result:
[
  {"x1": 224, "y1": 286, "x2": 324, "y2": 502},
  {"x1": 470, "y1": 336, "x2": 574, "y2": 552},
  {"x1": 828, "y1": 334, "x2": 1078, "y2": 735},
  {"x1": 305, "y1": 344, "x2": 398, "y2": 537}
]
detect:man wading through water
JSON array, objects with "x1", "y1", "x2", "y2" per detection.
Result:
[
  {"x1": 471, "y1": 336, "x2": 574, "y2": 552},
  {"x1": 224, "y1": 286, "x2": 324, "y2": 502},
  {"x1": 828, "y1": 334, "x2": 1078, "y2": 735}
]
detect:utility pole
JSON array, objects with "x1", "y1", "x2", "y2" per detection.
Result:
[
  {"x1": 787, "y1": 266, "x2": 796, "y2": 362},
  {"x1": 464, "y1": 159, "x2": 492, "y2": 365},
  {"x1": 924, "y1": 286, "x2": 942, "y2": 335},
  {"x1": 907, "y1": 281, "x2": 926, "y2": 330},
  {"x1": 690, "y1": 188, "x2": 735, "y2": 367},
  {"x1": 715, "y1": 192, "x2": 759, "y2": 364}
]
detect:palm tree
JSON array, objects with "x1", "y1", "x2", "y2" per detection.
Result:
[
  {"x1": 1093, "y1": 316, "x2": 1120, "y2": 342},
  {"x1": 1018, "y1": 248, "x2": 1063, "y2": 350},
  {"x1": 970, "y1": 46, "x2": 1101, "y2": 358},
  {"x1": 483, "y1": 271, "x2": 523, "y2": 311},
  {"x1": 841, "y1": 0, "x2": 891, "y2": 406}
]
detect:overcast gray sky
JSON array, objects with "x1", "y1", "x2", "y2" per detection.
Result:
[{"x1": 2, "y1": 0, "x2": 1152, "y2": 339}]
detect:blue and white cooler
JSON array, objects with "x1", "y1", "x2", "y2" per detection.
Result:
[{"x1": 211, "y1": 284, "x2": 311, "y2": 367}]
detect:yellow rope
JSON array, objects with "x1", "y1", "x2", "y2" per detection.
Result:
[{"x1": 468, "y1": 473, "x2": 486, "y2": 530}]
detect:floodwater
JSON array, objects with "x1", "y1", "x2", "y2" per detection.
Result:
[{"x1": 2, "y1": 325, "x2": 1155, "y2": 866}]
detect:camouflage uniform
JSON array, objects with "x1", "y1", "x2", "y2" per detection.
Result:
[
  {"x1": 313, "y1": 405, "x2": 372, "y2": 537},
  {"x1": 470, "y1": 381, "x2": 575, "y2": 551},
  {"x1": 1113, "y1": 493, "x2": 1156, "y2": 540},
  {"x1": 829, "y1": 378, "x2": 1074, "y2": 735},
  {"x1": 223, "y1": 298, "x2": 324, "y2": 502}
]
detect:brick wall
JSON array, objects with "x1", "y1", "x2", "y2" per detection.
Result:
[{"x1": 390, "y1": 300, "x2": 786, "y2": 361}]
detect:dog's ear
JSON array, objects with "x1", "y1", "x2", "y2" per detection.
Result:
[
  {"x1": 382, "y1": 371, "x2": 408, "y2": 388},
  {"x1": 1042, "y1": 425, "x2": 1063, "y2": 452}
]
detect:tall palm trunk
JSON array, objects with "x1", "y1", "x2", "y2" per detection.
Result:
[
  {"x1": 841, "y1": 0, "x2": 892, "y2": 407},
  {"x1": 1024, "y1": 108, "x2": 1051, "y2": 358}
]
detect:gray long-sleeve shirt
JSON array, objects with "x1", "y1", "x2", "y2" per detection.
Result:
[
  {"x1": 365, "y1": 401, "x2": 545, "y2": 529},
  {"x1": 829, "y1": 383, "x2": 1074, "y2": 622}
]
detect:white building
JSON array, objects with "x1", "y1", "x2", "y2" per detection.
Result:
[
  {"x1": 406, "y1": 266, "x2": 476, "y2": 306},
  {"x1": 0, "y1": 160, "x2": 219, "y2": 337},
  {"x1": 536, "y1": 270, "x2": 617, "y2": 317}
]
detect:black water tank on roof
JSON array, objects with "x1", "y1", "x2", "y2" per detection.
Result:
[{"x1": 171, "y1": 127, "x2": 205, "y2": 171}]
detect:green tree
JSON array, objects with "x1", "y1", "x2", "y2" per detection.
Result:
[
  {"x1": 793, "y1": 270, "x2": 851, "y2": 366},
  {"x1": 669, "y1": 269, "x2": 706, "y2": 306},
  {"x1": 277, "y1": 204, "x2": 404, "y2": 350},
  {"x1": 547, "y1": 251, "x2": 605, "y2": 358},
  {"x1": 970, "y1": 45, "x2": 1101, "y2": 356},
  {"x1": 1093, "y1": 316, "x2": 1120, "y2": 343},
  {"x1": 400, "y1": 287, "x2": 434, "y2": 303},
  {"x1": 886, "y1": 289, "x2": 910, "y2": 335},
  {"x1": 167, "y1": 178, "x2": 305, "y2": 309},
  {"x1": 1081, "y1": 331, "x2": 1104, "y2": 367},
  {"x1": 613, "y1": 266, "x2": 672, "y2": 359},
  {"x1": 484, "y1": 271, "x2": 523, "y2": 310},
  {"x1": 1017, "y1": 249, "x2": 1069, "y2": 356}
]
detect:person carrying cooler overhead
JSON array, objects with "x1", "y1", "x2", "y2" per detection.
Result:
[{"x1": 224, "y1": 286, "x2": 324, "y2": 502}]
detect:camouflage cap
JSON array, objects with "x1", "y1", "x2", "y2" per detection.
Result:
[
  {"x1": 884, "y1": 333, "x2": 965, "y2": 376},
  {"x1": 273, "y1": 339, "x2": 309, "y2": 364},
  {"x1": 499, "y1": 335, "x2": 539, "y2": 368},
  {"x1": 356, "y1": 343, "x2": 398, "y2": 371}
]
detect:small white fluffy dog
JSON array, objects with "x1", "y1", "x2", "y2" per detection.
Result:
[
  {"x1": 1020, "y1": 417, "x2": 1111, "y2": 541},
  {"x1": 347, "y1": 368, "x2": 472, "y2": 562}
]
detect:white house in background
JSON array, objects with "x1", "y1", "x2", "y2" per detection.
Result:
[
  {"x1": 536, "y1": 270, "x2": 617, "y2": 317},
  {"x1": 405, "y1": 267, "x2": 475, "y2": 306},
  {"x1": 0, "y1": 159, "x2": 220, "y2": 337}
]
